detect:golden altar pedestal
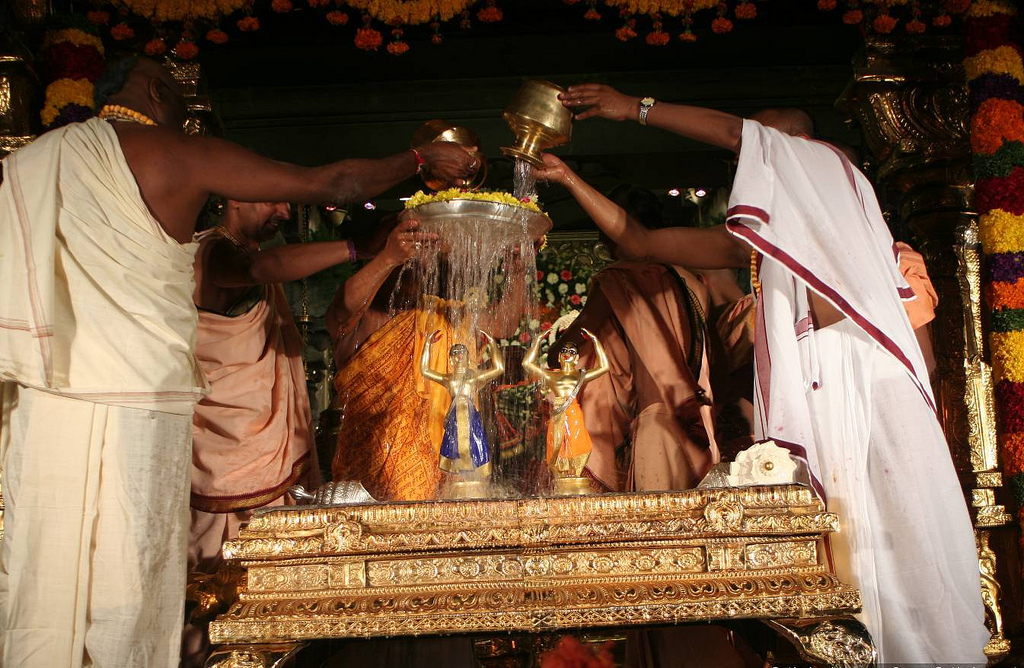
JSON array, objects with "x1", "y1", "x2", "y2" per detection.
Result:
[{"x1": 206, "y1": 485, "x2": 875, "y2": 667}]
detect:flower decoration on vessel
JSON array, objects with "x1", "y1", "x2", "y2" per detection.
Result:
[
  {"x1": 965, "y1": 0, "x2": 1024, "y2": 559},
  {"x1": 404, "y1": 188, "x2": 543, "y2": 213}
]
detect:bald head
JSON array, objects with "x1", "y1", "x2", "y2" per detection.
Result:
[
  {"x1": 751, "y1": 108, "x2": 816, "y2": 138},
  {"x1": 97, "y1": 56, "x2": 186, "y2": 130}
]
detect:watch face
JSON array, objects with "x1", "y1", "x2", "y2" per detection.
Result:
[{"x1": 640, "y1": 97, "x2": 655, "y2": 106}]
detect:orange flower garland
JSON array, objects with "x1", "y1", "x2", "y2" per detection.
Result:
[
  {"x1": 355, "y1": 25, "x2": 383, "y2": 50},
  {"x1": 206, "y1": 28, "x2": 229, "y2": 43},
  {"x1": 326, "y1": 10, "x2": 349, "y2": 25},
  {"x1": 144, "y1": 37, "x2": 167, "y2": 55}
]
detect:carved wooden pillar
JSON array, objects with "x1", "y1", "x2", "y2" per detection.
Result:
[{"x1": 838, "y1": 36, "x2": 1015, "y2": 658}]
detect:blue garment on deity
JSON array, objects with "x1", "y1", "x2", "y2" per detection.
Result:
[{"x1": 439, "y1": 397, "x2": 490, "y2": 471}]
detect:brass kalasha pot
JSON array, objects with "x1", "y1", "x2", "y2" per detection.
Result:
[
  {"x1": 412, "y1": 119, "x2": 487, "y2": 191},
  {"x1": 500, "y1": 80, "x2": 572, "y2": 168}
]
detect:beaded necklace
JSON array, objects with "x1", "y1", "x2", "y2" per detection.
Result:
[{"x1": 97, "y1": 105, "x2": 157, "y2": 126}]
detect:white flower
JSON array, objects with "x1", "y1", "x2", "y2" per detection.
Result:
[
  {"x1": 728, "y1": 440, "x2": 798, "y2": 486},
  {"x1": 575, "y1": 283, "x2": 586, "y2": 294},
  {"x1": 546, "y1": 273, "x2": 558, "y2": 285},
  {"x1": 558, "y1": 283, "x2": 568, "y2": 295},
  {"x1": 528, "y1": 319, "x2": 540, "y2": 330}
]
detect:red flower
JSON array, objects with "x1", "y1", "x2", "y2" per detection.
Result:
[
  {"x1": 519, "y1": 331, "x2": 532, "y2": 343},
  {"x1": 206, "y1": 29, "x2": 229, "y2": 44},
  {"x1": 271, "y1": 0, "x2": 292, "y2": 12},
  {"x1": 173, "y1": 40, "x2": 199, "y2": 60},
  {"x1": 237, "y1": 16, "x2": 260, "y2": 31},
  {"x1": 477, "y1": 6, "x2": 503, "y2": 22},
  {"x1": 386, "y1": 40, "x2": 410, "y2": 55},
  {"x1": 43, "y1": 42, "x2": 105, "y2": 81},
  {"x1": 536, "y1": 270, "x2": 545, "y2": 281},
  {"x1": 734, "y1": 2, "x2": 756, "y2": 20},
  {"x1": 711, "y1": 17, "x2": 733, "y2": 34},
  {"x1": 583, "y1": 8, "x2": 600, "y2": 20},
  {"x1": 645, "y1": 30, "x2": 670, "y2": 46},
  {"x1": 905, "y1": 19, "x2": 926, "y2": 34},
  {"x1": 817, "y1": 0, "x2": 837, "y2": 10},
  {"x1": 326, "y1": 10, "x2": 349, "y2": 25},
  {"x1": 560, "y1": 270, "x2": 572, "y2": 280},
  {"x1": 110, "y1": 23, "x2": 135, "y2": 41},
  {"x1": 842, "y1": 9, "x2": 863, "y2": 25},
  {"x1": 540, "y1": 321, "x2": 553, "y2": 332},
  {"x1": 87, "y1": 10, "x2": 109, "y2": 25},
  {"x1": 932, "y1": 14, "x2": 952, "y2": 28},
  {"x1": 570, "y1": 294, "x2": 582, "y2": 305},
  {"x1": 977, "y1": 167, "x2": 1024, "y2": 217},
  {"x1": 872, "y1": 13, "x2": 897, "y2": 34},
  {"x1": 615, "y1": 24, "x2": 637, "y2": 41},
  {"x1": 144, "y1": 38, "x2": 167, "y2": 56},
  {"x1": 354, "y1": 27, "x2": 383, "y2": 51},
  {"x1": 678, "y1": 31, "x2": 697, "y2": 42},
  {"x1": 944, "y1": 0, "x2": 970, "y2": 14}
]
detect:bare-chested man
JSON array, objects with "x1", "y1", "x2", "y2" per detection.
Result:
[
  {"x1": 0, "y1": 56, "x2": 475, "y2": 667},
  {"x1": 537, "y1": 85, "x2": 987, "y2": 664}
]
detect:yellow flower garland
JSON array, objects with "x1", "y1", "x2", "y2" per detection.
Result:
[
  {"x1": 600, "y1": 0, "x2": 717, "y2": 17},
  {"x1": 40, "y1": 79, "x2": 95, "y2": 126},
  {"x1": 405, "y1": 188, "x2": 543, "y2": 213},
  {"x1": 993, "y1": 330, "x2": 1024, "y2": 383},
  {"x1": 110, "y1": 0, "x2": 246, "y2": 23},
  {"x1": 42, "y1": 28, "x2": 105, "y2": 51},
  {"x1": 979, "y1": 209, "x2": 1024, "y2": 254},
  {"x1": 967, "y1": 0, "x2": 1018, "y2": 18},
  {"x1": 965, "y1": 46, "x2": 1024, "y2": 86},
  {"x1": 345, "y1": 0, "x2": 475, "y2": 25}
]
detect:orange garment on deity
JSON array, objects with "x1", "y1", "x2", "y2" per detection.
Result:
[
  {"x1": 331, "y1": 300, "x2": 463, "y2": 501},
  {"x1": 546, "y1": 395, "x2": 593, "y2": 475}
]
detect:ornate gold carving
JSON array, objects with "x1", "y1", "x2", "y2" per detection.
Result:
[
  {"x1": 186, "y1": 566, "x2": 244, "y2": 626},
  {"x1": 766, "y1": 618, "x2": 876, "y2": 668},
  {"x1": 976, "y1": 471, "x2": 1003, "y2": 488},
  {"x1": 978, "y1": 531, "x2": 1011, "y2": 660},
  {"x1": 205, "y1": 643, "x2": 305, "y2": 668},
  {"x1": 0, "y1": 135, "x2": 34, "y2": 157},
  {"x1": 208, "y1": 486, "x2": 866, "y2": 653}
]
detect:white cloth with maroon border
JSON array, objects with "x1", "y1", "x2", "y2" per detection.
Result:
[{"x1": 725, "y1": 119, "x2": 988, "y2": 663}]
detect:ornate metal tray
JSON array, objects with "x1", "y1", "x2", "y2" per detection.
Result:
[{"x1": 400, "y1": 198, "x2": 552, "y2": 245}]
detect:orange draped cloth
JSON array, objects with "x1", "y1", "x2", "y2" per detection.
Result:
[
  {"x1": 331, "y1": 303, "x2": 460, "y2": 501},
  {"x1": 189, "y1": 284, "x2": 316, "y2": 570},
  {"x1": 547, "y1": 396, "x2": 593, "y2": 476}
]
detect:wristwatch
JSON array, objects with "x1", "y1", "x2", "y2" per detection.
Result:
[{"x1": 638, "y1": 97, "x2": 656, "y2": 125}]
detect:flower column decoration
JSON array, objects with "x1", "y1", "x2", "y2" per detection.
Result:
[
  {"x1": 39, "y1": 18, "x2": 105, "y2": 130},
  {"x1": 965, "y1": 1, "x2": 1024, "y2": 648}
]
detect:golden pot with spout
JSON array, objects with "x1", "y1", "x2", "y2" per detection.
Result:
[
  {"x1": 500, "y1": 80, "x2": 572, "y2": 168},
  {"x1": 412, "y1": 120, "x2": 487, "y2": 191}
]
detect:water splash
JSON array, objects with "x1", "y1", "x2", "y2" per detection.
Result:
[{"x1": 513, "y1": 159, "x2": 537, "y2": 200}]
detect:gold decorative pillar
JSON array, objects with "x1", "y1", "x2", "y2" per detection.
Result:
[
  {"x1": 838, "y1": 36, "x2": 1015, "y2": 657},
  {"x1": 0, "y1": 51, "x2": 37, "y2": 158},
  {"x1": 165, "y1": 59, "x2": 221, "y2": 137}
]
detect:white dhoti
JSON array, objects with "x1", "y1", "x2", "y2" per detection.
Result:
[
  {"x1": 725, "y1": 118, "x2": 988, "y2": 662},
  {"x1": 0, "y1": 384, "x2": 192, "y2": 667},
  {"x1": 0, "y1": 118, "x2": 206, "y2": 667},
  {"x1": 810, "y1": 320, "x2": 988, "y2": 662}
]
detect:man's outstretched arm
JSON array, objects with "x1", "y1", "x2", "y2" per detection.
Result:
[
  {"x1": 203, "y1": 238, "x2": 358, "y2": 289},
  {"x1": 534, "y1": 153, "x2": 749, "y2": 269},
  {"x1": 558, "y1": 84, "x2": 743, "y2": 153}
]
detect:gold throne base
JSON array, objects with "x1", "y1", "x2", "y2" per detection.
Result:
[{"x1": 206, "y1": 485, "x2": 875, "y2": 667}]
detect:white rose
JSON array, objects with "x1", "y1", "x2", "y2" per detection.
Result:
[
  {"x1": 575, "y1": 283, "x2": 586, "y2": 294},
  {"x1": 546, "y1": 274, "x2": 558, "y2": 285},
  {"x1": 558, "y1": 283, "x2": 568, "y2": 295}
]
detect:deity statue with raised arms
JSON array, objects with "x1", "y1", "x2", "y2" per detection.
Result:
[
  {"x1": 420, "y1": 329, "x2": 505, "y2": 498},
  {"x1": 522, "y1": 329, "x2": 610, "y2": 495}
]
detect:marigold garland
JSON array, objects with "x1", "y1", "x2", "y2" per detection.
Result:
[
  {"x1": 967, "y1": 1, "x2": 1024, "y2": 544},
  {"x1": 969, "y1": 98, "x2": 1024, "y2": 154},
  {"x1": 979, "y1": 209, "x2": 1024, "y2": 253},
  {"x1": 41, "y1": 78, "x2": 96, "y2": 127},
  {"x1": 965, "y1": 45, "x2": 1024, "y2": 86}
]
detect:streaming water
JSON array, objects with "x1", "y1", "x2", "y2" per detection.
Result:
[
  {"x1": 513, "y1": 159, "x2": 537, "y2": 200},
  {"x1": 377, "y1": 197, "x2": 543, "y2": 499}
]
